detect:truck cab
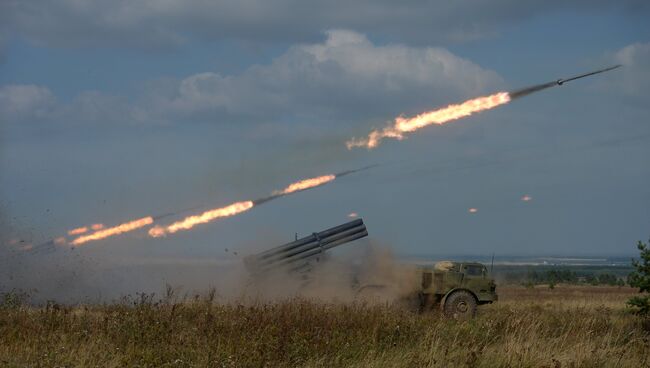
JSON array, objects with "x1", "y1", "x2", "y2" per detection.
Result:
[{"x1": 418, "y1": 261, "x2": 497, "y2": 318}]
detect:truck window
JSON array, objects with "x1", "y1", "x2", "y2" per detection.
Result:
[
  {"x1": 422, "y1": 272, "x2": 432, "y2": 289},
  {"x1": 464, "y1": 265, "x2": 484, "y2": 276}
]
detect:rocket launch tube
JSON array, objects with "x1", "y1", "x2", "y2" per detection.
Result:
[
  {"x1": 254, "y1": 219, "x2": 364, "y2": 259},
  {"x1": 244, "y1": 219, "x2": 368, "y2": 273},
  {"x1": 256, "y1": 223, "x2": 367, "y2": 266},
  {"x1": 256, "y1": 229, "x2": 368, "y2": 273}
]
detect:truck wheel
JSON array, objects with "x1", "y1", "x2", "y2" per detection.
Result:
[{"x1": 443, "y1": 290, "x2": 477, "y2": 319}]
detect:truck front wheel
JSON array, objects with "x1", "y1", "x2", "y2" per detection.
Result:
[{"x1": 443, "y1": 290, "x2": 477, "y2": 319}]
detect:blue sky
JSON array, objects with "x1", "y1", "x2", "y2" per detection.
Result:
[{"x1": 1, "y1": 0, "x2": 649, "y2": 278}]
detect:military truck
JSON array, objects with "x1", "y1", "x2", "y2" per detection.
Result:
[
  {"x1": 417, "y1": 261, "x2": 497, "y2": 318},
  {"x1": 244, "y1": 218, "x2": 497, "y2": 318}
]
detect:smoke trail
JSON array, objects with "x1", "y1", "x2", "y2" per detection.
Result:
[{"x1": 508, "y1": 81, "x2": 557, "y2": 100}]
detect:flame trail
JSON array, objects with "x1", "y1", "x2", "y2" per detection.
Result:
[
  {"x1": 148, "y1": 201, "x2": 254, "y2": 237},
  {"x1": 347, "y1": 65, "x2": 621, "y2": 150},
  {"x1": 149, "y1": 170, "x2": 362, "y2": 238},
  {"x1": 39, "y1": 167, "x2": 372, "y2": 247},
  {"x1": 345, "y1": 92, "x2": 510, "y2": 149},
  {"x1": 272, "y1": 175, "x2": 336, "y2": 195},
  {"x1": 347, "y1": 92, "x2": 510, "y2": 149},
  {"x1": 67, "y1": 226, "x2": 88, "y2": 235},
  {"x1": 71, "y1": 217, "x2": 154, "y2": 246}
]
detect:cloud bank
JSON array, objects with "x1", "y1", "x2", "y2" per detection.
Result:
[
  {"x1": 1, "y1": 30, "x2": 503, "y2": 127},
  {"x1": 2, "y1": 0, "x2": 647, "y2": 50}
]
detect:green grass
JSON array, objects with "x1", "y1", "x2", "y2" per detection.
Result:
[{"x1": 1, "y1": 286, "x2": 648, "y2": 367}]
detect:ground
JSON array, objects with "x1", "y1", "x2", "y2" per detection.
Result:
[{"x1": 0, "y1": 285, "x2": 648, "y2": 367}]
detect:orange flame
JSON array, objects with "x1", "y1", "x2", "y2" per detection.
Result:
[
  {"x1": 67, "y1": 226, "x2": 88, "y2": 236},
  {"x1": 54, "y1": 237, "x2": 67, "y2": 245},
  {"x1": 273, "y1": 174, "x2": 336, "y2": 195},
  {"x1": 71, "y1": 217, "x2": 154, "y2": 246},
  {"x1": 347, "y1": 92, "x2": 511, "y2": 149},
  {"x1": 91, "y1": 223, "x2": 105, "y2": 230},
  {"x1": 149, "y1": 201, "x2": 254, "y2": 237}
]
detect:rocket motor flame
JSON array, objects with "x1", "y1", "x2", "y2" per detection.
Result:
[
  {"x1": 149, "y1": 201, "x2": 253, "y2": 237},
  {"x1": 347, "y1": 92, "x2": 511, "y2": 149},
  {"x1": 51, "y1": 170, "x2": 361, "y2": 246},
  {"x1": 272, "y1": 175, "x2": 336, "y2": 195},
  {"x1": 71, "y1": 217, "x2": 154, "y2": 246},
  {"x1": 149, "y1": 173, "x2": 339, "y2": 237},
  {"x1": 67, "y1": 226, "x2": 88, "y2": 235}
]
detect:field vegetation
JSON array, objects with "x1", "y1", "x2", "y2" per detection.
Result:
[{"x1": 1, "y1": 285, "x2": 648, "y2": 367}]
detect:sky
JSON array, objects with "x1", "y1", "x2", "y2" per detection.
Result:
[{"x1": 1, "y1": 0, "x2": 649, "y2": 281}]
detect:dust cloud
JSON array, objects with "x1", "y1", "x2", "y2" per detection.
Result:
[{"x1": 1, "y1": 236, "x2": 420, "y2": 307}]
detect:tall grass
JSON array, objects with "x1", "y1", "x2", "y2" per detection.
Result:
[{"x1": 1, "y1": 286, "x2": 648, "y2": 367}]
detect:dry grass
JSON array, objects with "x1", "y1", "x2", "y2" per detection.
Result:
[{"x1": 0, "y1": 285, "x2": 648, "y2": 367}]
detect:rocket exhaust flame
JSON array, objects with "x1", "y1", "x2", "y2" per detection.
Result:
[
  {"x1": 70, "y1": 217, "x2": 154, "y2": 246},
  {"x1": 149, "y1": 167, "x2": 374, "y2": 238},
  {"x1": 347, "y1": 65, "x2": 621, "y2": 150},
  {"x1": 148, "y1": 201, "x2": 254, "y2": 237},
  {"x1": 67, "y1": 226, "x2": 88, "y2": 235},
  {"x1": 347, "y1": 92, "x2": 511, "y2": 149},
  {"x1": 272, "y1": 175, "x2": 336, "y2": 196},
  {"x1": 34, "y1": 166, "x2": 373, "y2": 248}
]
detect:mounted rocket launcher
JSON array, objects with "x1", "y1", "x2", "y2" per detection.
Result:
[{"x1": 244, "y1": 219, "x2": 368, "y2": 275}]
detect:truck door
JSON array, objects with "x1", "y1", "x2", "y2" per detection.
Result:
[{"x1": 461, "y1": 264, "x2": 487, "y2": 291}]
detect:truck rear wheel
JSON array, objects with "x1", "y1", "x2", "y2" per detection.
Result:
[{"x1": 443, "y1": 290, "x2": 477, "y2": 319}]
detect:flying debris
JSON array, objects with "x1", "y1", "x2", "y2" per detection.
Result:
[
  {"x1": 468, "y1": 208, "x2": 478, "y2": 214},
  {"x1": 348, "y1": 65, "x2": 622, "y2": 149},
  {"x1": 521, "y1": 195, "x2": 532, "y2": 202}
]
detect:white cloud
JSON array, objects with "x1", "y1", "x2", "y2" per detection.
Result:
[
  {"x1": 613, "y1": 42, "x2": 650, "y2": 99},
  {"x1": 0, "y1": 30, "x2": 503, "y2": 127},
  {"x1": 2, "y1": 1, "x2": 647, "y2": 49},
  {"x1": 148, "y1": 30, "x2": 503, "y2": 124},
  {"x1": 0, "y1": 84, "x2": 56, "y2": 122}
]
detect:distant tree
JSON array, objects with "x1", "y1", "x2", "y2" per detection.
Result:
[{"x1": 627, "y1": 239, "x2": 650, "y2": 315}]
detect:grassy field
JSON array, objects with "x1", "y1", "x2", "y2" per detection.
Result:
[{"x1": 1, "y1": 286, "x2": 648, "y2": 367}]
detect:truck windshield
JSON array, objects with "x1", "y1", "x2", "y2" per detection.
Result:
[{"x1": 464, "y1": 265, "x2": 484, "y2": 276}]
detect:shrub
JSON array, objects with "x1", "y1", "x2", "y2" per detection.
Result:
[{"x1": 627, "y1": 239, "x2": 650, "y2": 315}]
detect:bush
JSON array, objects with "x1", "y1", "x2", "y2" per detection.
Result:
[{"x1": 627, "y1": 239, "x2": 650, "y2": 315}]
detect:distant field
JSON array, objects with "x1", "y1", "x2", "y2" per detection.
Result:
[{"x1": 1, "y1": 285, "x2": 648, "y2": 367}]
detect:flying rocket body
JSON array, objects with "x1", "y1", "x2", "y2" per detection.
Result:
[
  {"x1": 556, "y1": 65, "x2": 621, "y2": 86},
  {"x1": 510, "y1": 65, "x2": 621, "y2": 99}
]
